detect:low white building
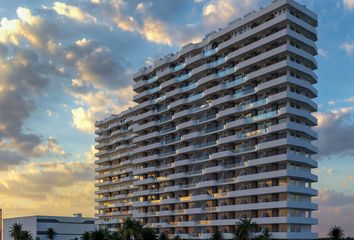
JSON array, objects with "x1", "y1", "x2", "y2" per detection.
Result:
[{"x1": 3, "y1": 214, "x2": 96, "y2": 240}]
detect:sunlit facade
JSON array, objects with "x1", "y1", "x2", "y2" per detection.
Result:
[{"x1": 95, "y1": 0, "x2": 318, "y2": 239}]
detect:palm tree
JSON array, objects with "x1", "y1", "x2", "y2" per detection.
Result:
[
  {"x1": 254, "y1": 228, "x2": 271, "y2": 240},
  {"x1": 21, "y1": 230, "x2": 33, "y2": 240},
  {"x1": 91, "y1": 228, "x2": 109, "y2": 240},
  {"x1": 234, "y1": 217, "x2": 259, "y2": 240},
  {"x1": 210, "y1": 229, "x2": 223, "y2": 240},
  {"x1": 9, "y1": 223, "x2": 23, "y2": 240},
  {"x1": 110, "y1": 231, "x2": 123, "y2": 240},
  {"x1": 141, "y1": 228, "x2": 157, "y2": 240},
  {"x1": 158, "y1": 233, "x2": 168, "y2": 240},
  {"x1": 81, "y1": 231, "x2": 91, "y2": 240},
  {"x1": 119, "y1": 218, "x2": 143, "y2": 240},
  {"x1": 328, "y1": 226, "x2": 345, "y2": 240},
  {"x1": 46, "y1": 228, "x2": 57, "y2": 240}
]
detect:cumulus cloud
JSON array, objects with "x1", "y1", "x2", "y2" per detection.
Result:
[
  {"x1": 316, "y1": 190, "x2": 354, "y2": 237},
  {"x1": 0, "y1": 146, "x2": 96, "y2": 217},
  {"x1": 69, "y1": 86, "x2": 135, "y2": 133},
  {"x1": 0, "y1": 46, "x2": 65, "y2": 159},
  {"x1": 340, "y1": 42, "x2": 354, "y2": 56},
  {"x1": 51, "y1": 2, "x2": 97, "y2": 23},
  {"x1": 64, "y1": 38, "x2": 131, "y2": 89},
  {"x1": 316, "y1": 107, "x2": 354, "y2": 157},
  {"x1": 344, "y1": 0, "x2": 354, "y2": 10}
]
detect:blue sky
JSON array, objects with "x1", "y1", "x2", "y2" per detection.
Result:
[{"x1": 0, "y1": 0, "x2": 354, "y2": 237}]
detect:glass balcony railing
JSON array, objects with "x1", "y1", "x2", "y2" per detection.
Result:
[
  {"x1": 194, "y1": 140, "x2": 216, "y2": 149},
  {"x1": 176, "y1": 73, "x2": 191, "y2": 82},
  {"x1": 224, "y1": 75, "x2": 248, "y2": 88},
  {"x1": 217, "y1": 67, "x2": 235, "y2": 77},
  {"x1": 146, "y1": 76, "x2": 157, "y2": 83},
  {"x1": 209, "y1": 58, "x2": 225, "y2": 67},
  {"x1": 233, "y1": 87, "x2": 256, "y2": 99},
  {"x1": 187, "y1": 92, "x2": 203, "y2": 102},
  {"x1": 173, "y1": 63, "x2": 185, "y2": 71},
  {"x1": 158, "y1": 116, "x2": 173, "y2": 123},
  {"x1": 159, "y1": 150, "x2": 176, "y2": 157},
  {"x1": 159, "y1": 126, "x2": 176, "y2": 134},
  {"x1": 248, "y1": 110, "x2": 278, "y2": 122},
  {"x1": 196, "y1": 114, "x2": 216, "y2": 123},
  {"x1": 153, "y1": 95, "x2": 165, "y2": 103},
  {"x1": 234, "y1": 145, "x2": 256, "y2": 153},
  {"x1": 162, "y1": 137, "x2": 181, "y2": 145},
  {"x1": 148, "y1": 86, "x2": 160, "y2": 94},
  {"x1": 202, "y1": 125, "x2": 224, "y2": 134},
  {"x1": 180, "y1": 83, "x2": 197, "y2": 91},
  {"x1": 203, "y1": 48, "x2": 217, "y2": 56}
]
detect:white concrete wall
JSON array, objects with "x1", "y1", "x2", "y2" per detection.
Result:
[
  {"x1": 3, "y1": 216, "x2": 37, "y2": 240},
  {"x1": 3, "y1": 216, "x2": 96, "y2": 240}
]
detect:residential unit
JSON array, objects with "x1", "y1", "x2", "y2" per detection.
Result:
[
  {"x1": 95, "y1": 0, "x2": 318, "y2": 239},
  {"x1": 3, "y1": 214, "x2": 96, "y2": 240}
]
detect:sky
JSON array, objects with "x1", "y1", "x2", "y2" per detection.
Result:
[{"x1": 0, "y1": 0, "x2": 354, "y2": 237}]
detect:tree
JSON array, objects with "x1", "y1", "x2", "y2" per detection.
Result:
[
  {"x1": 91, "y1": 228, "x2": 110, "y2": 240},
  {"x1": 233, "y1": 217, "x2": 259, "y2": 240},
  {"x1": 328, "y1": 226, "x2": 345, "y2": 240},
  {"x1": 141, "y1": 228, "x2": 157, "y2": 240},
  {"x1": 210, "y1": 229, "x2": 223, "y2": 240},
  {"x1": 171, "y1": 236, "x2": 181, "y2": 240},
  {"x1": 9, "y1": 223, "x2": 23, "y2": 240},
  {"x1": 158, "y1": 232, "x2": 168, "y2": 240},
  {"x1": 254, "y1": 228, "x2": 271, "y2": 240},
  {"x1": 110, "y1": 231, "x2": 123, "y2": 240},
  {"x1": 46, "y1": 228, "x2": 57, "y2": 240},
  {"x1": 81, "y1": 231, "x2": 91, "y2": 240},
  {"x1": 21, "y1": 230, "x2": 33, "y2": 240},
  {"x1": 119, "y1": 218, "x2": 143, "y2": 240}
]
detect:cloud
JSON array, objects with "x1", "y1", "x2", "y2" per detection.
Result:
[
  {"x1": 340, "y1": 42, "x2": 354, "y2": 56},
  {"x1": 316, "y1": 107, "x2": 354, "y2": 157},
  {"x1": 316, "y1": 190, "x2": 354, "y2": 237},
  {"x1": 0, "y1": 146, "x2": 96, "y2": 218},
  {"x1": 51, "y1": 2, "x2": 97, "y2": 23},
  {"x1": 344, "y1": 0, "x2": 354, "y2": 10},
  {"x1": 0, "y1": 150, "x2": 24, "y2": 170},
  {"x1": 69, "y1": 86, "x2": 135, "y2": 133},
  {"x1": 140, "y1": 18, "x2": 172, "y2": 45},
  {"x1": 64, "y1": 38, "x2": 131, "y2": 89},
  {"x1": 318, "y1": 48, "x2": 328, "y2": 58},
  {"x1": 0, "y1": 45, "x2": 65, "y2": 159}
]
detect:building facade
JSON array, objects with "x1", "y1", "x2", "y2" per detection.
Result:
[
  {"x1": 3, "y1": 215, "x2": 96, "y2": 240},
  {"x1": 95, "y1": 0, "x2": 318, "y2": 239}
]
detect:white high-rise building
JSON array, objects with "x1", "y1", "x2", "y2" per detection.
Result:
[{"x1": 95, "y1": 0, "x2": 318, "y2": 239}]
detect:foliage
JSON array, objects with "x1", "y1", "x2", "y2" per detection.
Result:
[
  {"x1": 210, "y1": 229, "x2": 224, "y2": 240},
  {"x1": 158, "y1": 232, "x2": 168, "y2": 240},
  {"x1": 234, "y1": 217, "x2": 259, "y2": 240},
  {"x1": 10, "y1": 223, "x2": 23, "y2": 240},
  {"x1": 328, "y1": 226, "x2": 345, "y2": 240},
  {"x1": 141, "y1": 228, "x2": 157, "y2": 240},
  {"x1": 46, "y1": 228, "x2": 57, "y2": 240}
]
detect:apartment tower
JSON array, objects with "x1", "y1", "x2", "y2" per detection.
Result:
[{"x1": 95, "y1": 0, "x2": 318, "y2": 239}]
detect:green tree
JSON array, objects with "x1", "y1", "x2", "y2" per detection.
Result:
[
  {"x1": 91, "y1": 228, "x2": 110, "y2": 240},
  {"x1": 210, "y1": 229, "x2": 223, "y2": 240},
  {"x1": 254, "y1": 228, "x2": 271, "y2": 240},
  {"x1": 46, "y1": 228, "x2": 57, "y2": 240},
  {"x1": 141, "y1": 228, "x2": 157, "y2": 240},
  {"x1": 81, "y1": 231, "x2": 91, "y2": 240},
  {"x1": 328, "y1": 226, "x2": 345, "y2": 240},
  {"x1": 119, "y1": 218, "x2": 143, "y2": 240},
  {"x1": 171, "y1": 235, "x2": 181, "y2": 240},
  {"x1": 233, "y1": 218, "x2": 259, "y2": 240},
  {"x1": 110, "y1": 231, "x2": 123, "y2": 240},
  {"x1": 9, "y1": 223, "x2": 23, "y2": 240},
  {"x1": 158, "y1": 232, "x2": 168, "y2": 240},
  {"x1": 21, "y1": 230, "x2": 33, "y2": 240}
]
